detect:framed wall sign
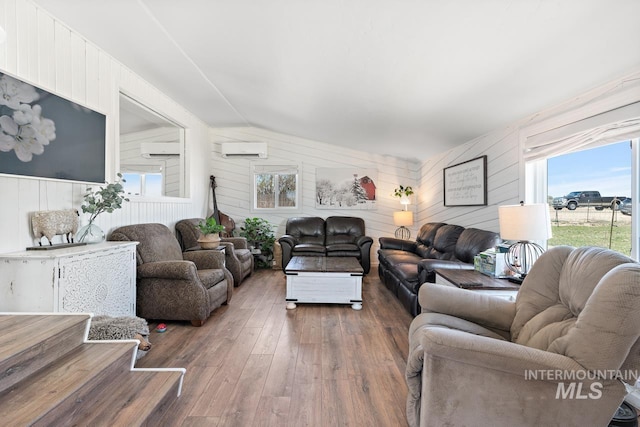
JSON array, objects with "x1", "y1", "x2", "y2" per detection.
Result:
[{"x1": 443, "y1": 155, "x2": 487, "y2": 206}]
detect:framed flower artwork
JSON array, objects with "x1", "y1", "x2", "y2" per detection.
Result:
[{"x1": 0, "y1": 71, "x2": 106, "y2": 184}]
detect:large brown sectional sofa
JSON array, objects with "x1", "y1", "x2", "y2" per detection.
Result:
[{"x1": 378, "y1": 222, "x2": 500, "y2": 316}]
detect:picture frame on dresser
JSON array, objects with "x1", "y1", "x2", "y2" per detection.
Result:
[{"x1": 443, "y1": 155, "x2": 487, "y2": 207}]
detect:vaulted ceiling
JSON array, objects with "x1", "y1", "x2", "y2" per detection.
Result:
[{"x1": 32, "y1": 0, "x2": 640, "y2": 161}]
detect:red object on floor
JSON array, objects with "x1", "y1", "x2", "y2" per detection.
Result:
[{"x1": 156, "y1": 323, "x2": 167, "y2": 333}]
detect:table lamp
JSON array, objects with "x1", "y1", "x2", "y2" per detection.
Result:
[
  {"x1": 393, "y1": 210, "x2": 413, "y2": 239},
  {"x1": 498, "y1": 202, "x2": 552, "y2": 283}
]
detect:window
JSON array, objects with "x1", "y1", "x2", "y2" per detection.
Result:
[
  {"x1": 546, "y1": 141, "x2": 632, "y2": 255},
  {"x1": 252, "y1": 163, "x2": 300, "y2": 211},
  {"x1": 122, "y1": 171, "x2": 163, "y2": 197}
]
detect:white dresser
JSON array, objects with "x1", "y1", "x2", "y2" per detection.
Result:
[{"x1": 0, "y1": 242, "x2": 138, "y2": 316}]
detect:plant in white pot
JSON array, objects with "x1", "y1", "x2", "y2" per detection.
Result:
[{"x1": 197, "y1": 217, "x2": 225, "y2": 249}]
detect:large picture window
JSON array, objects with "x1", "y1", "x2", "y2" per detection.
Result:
[{"x1": 252, "y1": 163, "x2": 300, "y2": 211}]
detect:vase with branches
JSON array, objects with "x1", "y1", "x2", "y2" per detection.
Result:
[{"x1": 76, "y1": 173, "x2": 129, "y2": 243}]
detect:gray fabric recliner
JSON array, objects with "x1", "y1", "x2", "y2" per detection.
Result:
[
  {"x1": 406, "y1": 246, "x2": 640, "y2": 427},
  {"x1": 109, "y1": 223, "x2": 233, "y2": 326},
  {"x1": 175, "y1": 218, "x2": 253, "y2": 286}
]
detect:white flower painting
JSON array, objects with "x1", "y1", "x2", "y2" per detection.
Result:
[
  {"x1": 0, "y1": 74, "x2": 56, "y2": 162},
  {"x1": 0, "y1": 72, "x2": 106, "y2": 184}
]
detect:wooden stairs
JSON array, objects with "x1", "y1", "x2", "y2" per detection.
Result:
[{"x1": 0, "y1": 313, "x2": 185, "y2": 426}]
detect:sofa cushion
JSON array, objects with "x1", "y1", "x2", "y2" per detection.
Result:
[
  {"x1": 394, "y1": 263, "x2": 421, "y2": 290},
  {"x1": 380, "y1": 250, "x2": 424, "y2": 266},
  {"x1": 326, "y1": 243, "x2": 360, "y2": 258},
  {"x1": 415, "y1": 223, "x2": 446, "y2": 258},
  {"x1": 110, "y1": 223, "x2": 184, "y2": 265},
  {"x1": 286, "y1": 217, "x2": 326, "y2": 245},
  {"x1": 292, "y1": 243, "x2": 326, "y2": 255},
  {"x1": 235, "y1": 248, "x2": 253, "y2": 263},
  {"x1": 454, "y1": 228, "x2": 500, "y2": 263},
  {"x1": 326, "y1": 216, "x2": 366, "y2": 245},
  {"x1": 197, "y1": 269, "x2": 226, "y2": 289},
  {"x1": 513, "y1": 246, "x2": 637, "y2": 358},
  {"x1": 426, "y1": 225, "x2": 464, "y2": 260}
]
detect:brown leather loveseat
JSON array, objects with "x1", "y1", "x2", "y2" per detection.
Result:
[
  {"x1": 378, "y1": 222, "x2": 500, "y2": 316},
  {"x1": 279, "y1": 216, "x2": 374, "y2": 274}
]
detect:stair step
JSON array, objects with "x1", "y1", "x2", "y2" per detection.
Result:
[
  {"x1": 0, "y1": 341, "x2": 137, "y2": 425},
  {"x1": 0, "y1": 314, "x2": 89, "y2": 394},
  {"x1": 39, "y1": 369, "x2": 184, "y2": 426}
]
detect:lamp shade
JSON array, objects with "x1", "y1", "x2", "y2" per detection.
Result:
[
  {"x1": 393, "y1": 210, "x2": 414, "y2": 227},
  {"x1": 498, "y1": 203, "x2": 552, "y2": 241}
]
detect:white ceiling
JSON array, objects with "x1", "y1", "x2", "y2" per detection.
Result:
[{"x1": 31, "y1": 0, "x2": 640, "y2": 161}]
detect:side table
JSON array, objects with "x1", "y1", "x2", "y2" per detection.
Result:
[{"x1": 434, "y1": 269, "x2": 519, "y2": 301}]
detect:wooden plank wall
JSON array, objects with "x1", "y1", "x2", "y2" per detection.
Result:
[{"x1": 0, "y1": 0, "x2": 210, "y2": 253}]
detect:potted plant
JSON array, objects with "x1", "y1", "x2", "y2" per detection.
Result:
[
  {"x1": 196, "y1": 217, "x2": 225, "y2": 249},
  {"x1": 394, "y1": 185, "x2": 414, "y2": 207},
  {"x1": 239, "y1": 217, "x2": 275, "y2": 268},
  {"x1": 76, "y1": 173, "x2": 129, "y2": 243}
]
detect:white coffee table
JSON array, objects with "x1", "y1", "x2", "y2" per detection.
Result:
[{"x1": 284, "y1": 256, "x2": 364, "y2": 310}]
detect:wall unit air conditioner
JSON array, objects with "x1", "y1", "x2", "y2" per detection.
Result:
[
  {"x1": 220, "y1": 142, "x2": 268, "y2": 159},
  {"x1": 140, "y1": 142, "x2": 181, "y2": 158}
]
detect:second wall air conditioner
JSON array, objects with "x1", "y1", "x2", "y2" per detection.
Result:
[
  {"x1": 220, "y1": 142, "x2": 268, "y2": 159},
  {"x1": 140, "y1": 142, "x2": 181, "y2": 158}
]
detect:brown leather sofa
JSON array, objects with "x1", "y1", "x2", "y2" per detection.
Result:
[
  {"x1": 279, "y1": 216, "x2": 374, "y2": 274},
  {"x1": 378, "y1": 222, "x2": 500, "y2": 316},
  {"x1": 109, "y1": 223, "x2": 233, "y2": 326},
  {"x1": 175, "y1": 218, "x2": 253, "y2": 286}
]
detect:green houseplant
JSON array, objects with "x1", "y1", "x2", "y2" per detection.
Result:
[
  {"x1": 196, "y1": 217, "x2": 225, "y2": 249},
  {"x1": 394, "y1": 185, "x2": 414, "y2": 199},
  {"x1": 394, "y1": 185, "x2": 414, "y2": 208},
  {"x1": 239, "y1": 217, "x2": 275, "y2": 268},
  {"x1": 76, "y1": 173, "x2": 129, "y2": 243}
]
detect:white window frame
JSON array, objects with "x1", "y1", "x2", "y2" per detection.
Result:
[{"x1": 250, "y1": 162, "x2": 302, "y2": 213}]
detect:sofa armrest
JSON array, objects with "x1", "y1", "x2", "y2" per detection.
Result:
[
  {"x1": 379, "y1": 236, "x2": 417, "y2": 252},
  {"x1": 221, "y1": 237, "x2": 249, "y2": 250},
  {"x1": 137, "y1": 261, "x2": 198, "y2": 280},
  {"x1": 182, "y1": 249, "x2": 225, "y2": 270},
  {"x1": 356, "y1": 235, "x2": 374, "y2": 247},
  {"x1": 423, "y1": 327, "x2": 585, "y2": 376},
  {"x1": 279, "y1": 235, "x2": 298, "y2": 272},
  {"x1": 278, "y1": 234, "x2": 298, "y2": 248},
  {"x1": 419, "y1": 283, "x2": 516, "y2": 332},
  {"x1": 417, "y1": 258, "x2": 474, "y2": 283}
]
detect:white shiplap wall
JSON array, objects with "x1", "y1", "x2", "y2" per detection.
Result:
[
  {"x1": 417, "y1": 126, "x2": 520, "y2": 233},
  {"x1": 0, "y1": 0, "x2": 209, "y2": 252},
  {"x1": 209, "y1": 127, "x2": 421, "y2": 256},
  {"x1": 418, "y1": 68, "x2": 640, "y2": 233}
]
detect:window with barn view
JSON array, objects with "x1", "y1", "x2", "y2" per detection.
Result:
[{"x1": 252, "y1": 164, "x2": 300, "y2": 211}]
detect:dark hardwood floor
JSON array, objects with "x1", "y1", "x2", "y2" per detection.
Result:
[{"x1": 136, "y1": 267, "x2": 413, "y2": 426}]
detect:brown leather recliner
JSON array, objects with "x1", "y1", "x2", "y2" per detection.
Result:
[
  {"x1": 175, "y1": 218, "x2": 253, "y2": 286},
  {"x1": 109, "y1": 223, "x2": 232, "y2": 326}
]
